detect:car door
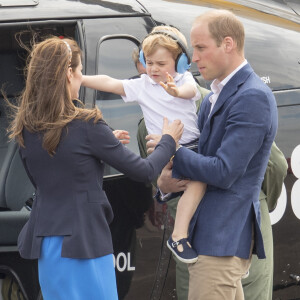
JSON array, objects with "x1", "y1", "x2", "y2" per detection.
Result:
[{"x1": 81, "y1": 16, "x2": 177, "y2": 299}]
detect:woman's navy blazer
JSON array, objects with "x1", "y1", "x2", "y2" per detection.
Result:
[{"x1": 18, "y1": 119, "x2": 175, "y2": 259}]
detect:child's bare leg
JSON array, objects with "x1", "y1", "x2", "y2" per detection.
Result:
[{"x1": 172, "y1": 181, "x2": 206, "y2": 251}]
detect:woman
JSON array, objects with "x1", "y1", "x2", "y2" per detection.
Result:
[{"x1": 8, "y1": 37, "x2": 183, "y2": 300}]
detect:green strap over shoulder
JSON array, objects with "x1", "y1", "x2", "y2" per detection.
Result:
[{"x1": 260, "y1": 142, "x2": 288, "y2": 211}]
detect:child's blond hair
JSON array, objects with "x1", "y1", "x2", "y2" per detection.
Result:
[
  {"x1": 132, "y1": 48, "x2": 140, "y2": 67},
  {"x1": 142, "y1": 26, "x2": 187, "y2": 61}
]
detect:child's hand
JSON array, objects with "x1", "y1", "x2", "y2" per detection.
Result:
[
  {"x1": 113, "y1": 130, "x2": 130, "y2": 144},
  {"x1": 160, "y1": 72, "x2": 180, "y2": 97},
  {"x1": 145, "y1": 134, "x2": 162, "y2": 154}
]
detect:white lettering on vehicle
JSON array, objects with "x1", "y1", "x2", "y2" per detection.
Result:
[
  {"x1": 291, "y1": 145, "x2": 300, "y2": 220},
  {"x1": 113, "y1": 252, "x2": 135, "y2": 272},
  {"x1": 270, "y1": 144, "x2": 300, "y2": 225},
  {"x1": 261, "y1": 76, "x2": 271, "y2": 84},
  {"x1": 270, "y1": 184, "x2": 287, "y2": 225}
]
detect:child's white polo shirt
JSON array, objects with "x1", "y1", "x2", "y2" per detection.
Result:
[{"x1": 121, "y1": 72, "x2": 200, "y2": 145}]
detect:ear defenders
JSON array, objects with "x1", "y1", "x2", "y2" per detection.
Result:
[{"x1": 139, "y1": 30, "x2": 191, "y2": 74}]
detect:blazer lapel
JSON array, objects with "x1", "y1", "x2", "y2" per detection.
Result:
[
  {"x1": 199, "y1": 64, "x2": 254, "y2": 150},
  {"x1": 197, "y1": 93, "x2": 212, "y2": 153}
]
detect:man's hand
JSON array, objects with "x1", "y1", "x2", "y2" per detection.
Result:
[
  {"x1": 146, "y1": 134, "x2": 162, "y2": 154},
  {"x1": 158, "y1": 162, "x2": 190, "y2": 194},
  {"x1": 113, "y1": 130, "x2": 130, "y2": 144}
]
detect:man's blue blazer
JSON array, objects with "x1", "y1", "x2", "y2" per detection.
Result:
[{"x1": 173, "y1": 64, "x2": 278, "y2": 259}]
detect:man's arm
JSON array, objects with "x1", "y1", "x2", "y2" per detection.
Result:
[
  {"x1": 172, "y1": 90, "x2": 277, "y2": 188},
  {"x1": 261, "y1": 142, "x2": 288, "y2": 211}
]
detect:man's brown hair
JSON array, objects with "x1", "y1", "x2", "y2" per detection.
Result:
[{"x1": 194, "y1": 10, "x2": 245, "y2": 53}]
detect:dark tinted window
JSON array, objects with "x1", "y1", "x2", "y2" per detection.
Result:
[
  {"x1": 0, "y1": 23, "x2": 77, "y2": 171},
  {"x1": 96, "y1": 37, "x2": 143, "y2": 176}
]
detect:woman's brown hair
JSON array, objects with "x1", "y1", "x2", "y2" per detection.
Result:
[{"x1": 8, "y1": 37, "x2": 102, "y2": 155}]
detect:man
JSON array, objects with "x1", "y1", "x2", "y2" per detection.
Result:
[
  {"x1": 157, "y1": 9, "x2": 278, "y2": 299},
  {"x1": 140, "y1": 119, "x2": 287, "y2": 300}
]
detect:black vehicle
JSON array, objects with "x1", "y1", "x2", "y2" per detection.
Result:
[{"x1": 0, "y1": 0, "x2": 299, "y2": 299}]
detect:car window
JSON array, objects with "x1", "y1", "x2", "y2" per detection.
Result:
[
  {"x1": 0, "y1": 22, "x2": 78, "y2": 172},
  {"x1": 96, "y1": 36, "x2": 143, "y2": 176}
]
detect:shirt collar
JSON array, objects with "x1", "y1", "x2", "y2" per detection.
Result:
[
  {"x1": 210, "y1": 79, "x2": 223, "y2": 96},
  {"x1": 210, "y1": 59, "x2": 248, "y2": 94},
  {"x1": 209, "y1": 60, "x2": 247, "y2": 107}
]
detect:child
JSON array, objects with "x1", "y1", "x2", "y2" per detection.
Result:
[{"x1": 82, "y1": 26, "x2": 206, "y2": 264}]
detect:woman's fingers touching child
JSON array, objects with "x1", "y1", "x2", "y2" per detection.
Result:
[{"x1": 162, "y1": 117, "x2": 183, "y2": 144}]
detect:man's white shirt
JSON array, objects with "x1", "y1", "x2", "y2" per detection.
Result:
[{"x1": 209, "y1": 60, "x2": 248, "y2": 115}]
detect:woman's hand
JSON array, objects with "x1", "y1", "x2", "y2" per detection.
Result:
[
  {"x1": 113, "y1": 130, "x2": 130, "y2": 145},
  {"x1": 162, "y1": 117, "x2": 183, "y2": 145}
]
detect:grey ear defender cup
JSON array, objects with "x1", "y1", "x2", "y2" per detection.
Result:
[{"x1": 139, "y1": 30, "x2": 191, "y2": 73}]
